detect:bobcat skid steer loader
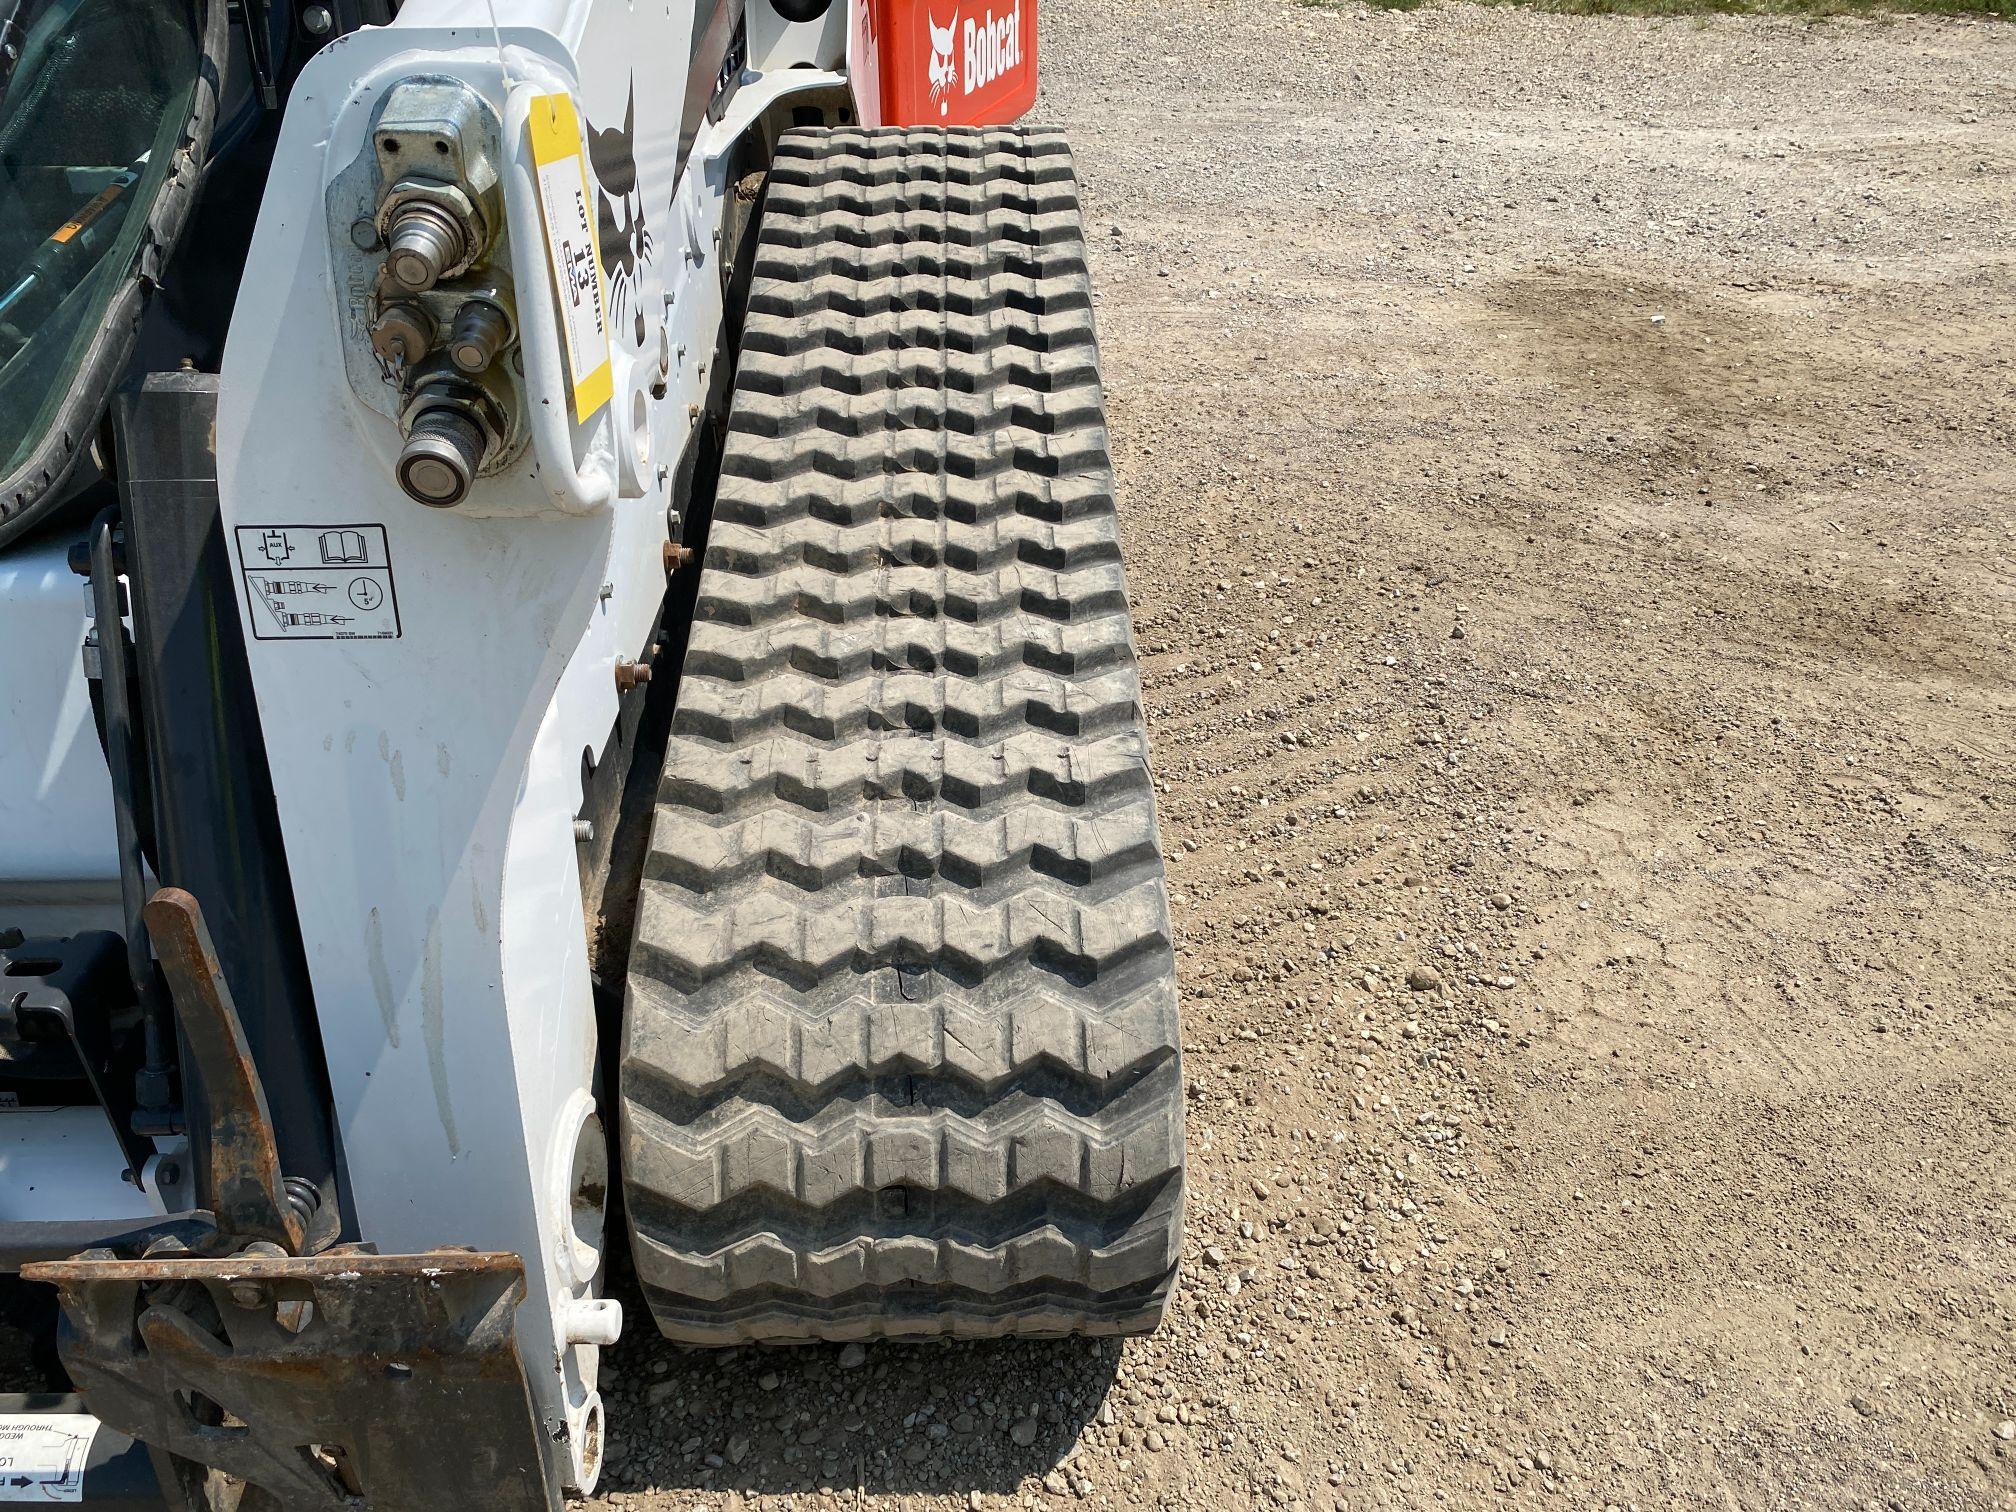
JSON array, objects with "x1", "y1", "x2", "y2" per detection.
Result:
[{"x1": 0, "y1": 0, "x2": 1182, "y2": 1506}]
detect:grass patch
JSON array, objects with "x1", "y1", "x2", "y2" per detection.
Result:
[{"x1": 1298, "y1": 0, "x2": 2010, "y2": 16}]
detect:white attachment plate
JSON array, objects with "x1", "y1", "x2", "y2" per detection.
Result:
[
  {"x1": 0, "y1": 534, "x2": 120, "y2": 902},
  {"x1": 0, "y1": 1108, "x2": 158, "y2": 1223}
]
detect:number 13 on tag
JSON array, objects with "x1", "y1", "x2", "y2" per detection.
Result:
[{"x1": 526, "y1": 93, "x2": 613, "y2": 423}]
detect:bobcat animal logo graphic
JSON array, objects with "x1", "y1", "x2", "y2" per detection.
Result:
[
  {"x1": 926, "y1": 11, "x2": 957, "y2": 116},
  {"x1": 587, "y1": 81, "x2": 653, "y2": 348}
]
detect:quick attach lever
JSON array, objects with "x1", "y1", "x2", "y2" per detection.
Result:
[{"x1": 142, "y1": 887, "x2": 306, "y2": 1254}]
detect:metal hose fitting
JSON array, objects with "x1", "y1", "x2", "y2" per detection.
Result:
[
  {"x1": 383, "y1": 201, "x2": 467, "y2": 293},
  {"x1": 447, "y1": 300, "x2": 511, "y2": 374},
  {"x1": 396, "y1": 405, "x2": 488, "y2": 507}
]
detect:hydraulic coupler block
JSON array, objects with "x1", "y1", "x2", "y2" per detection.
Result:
[
  {"x1": 323, "y1": 75, "x2": 531, "y2": 506},
  {"x1": 371, "y1": 81, "x2": 502, "y2": 291},
  {"x1": 327, "y1": 75, "x2": 530, "y2": 507}
]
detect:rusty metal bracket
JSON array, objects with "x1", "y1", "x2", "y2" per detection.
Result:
[
  {"x1": 142, "y1": 888, "x2": 305, "y2": 1253},
  {"x1": 18, "y1": 895, "x2": 558, "y2": 1506},
  {"x1": 22, "y1": 1248, "x2": 557, "y2": 1512}
]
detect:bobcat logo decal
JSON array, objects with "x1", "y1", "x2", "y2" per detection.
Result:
[
  {"x1": 587, "y1": 81, "x2": 653, "y2": 348},
  {"x1": 926, "y1": 12, "x2": 957, "y2": 117}
]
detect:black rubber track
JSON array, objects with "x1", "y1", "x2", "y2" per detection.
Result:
[{"x1": 620, "y1": 126, "x2": 1183, "y2": 1344}]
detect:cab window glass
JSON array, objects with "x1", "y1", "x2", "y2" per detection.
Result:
[{"x1": 0, "y1": 0, "x2": 203, "y2": 478}]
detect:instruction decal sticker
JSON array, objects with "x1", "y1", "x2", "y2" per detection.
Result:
[
  {"x1": 528, "y1": 92, "x2": 614, "y2": 422},
  {"x1": 235, "y1": 525, "x2": 401, "y2": 641},
  {"x1": 0, "y1": 1412, "x2": 97, "y2": 1501}
]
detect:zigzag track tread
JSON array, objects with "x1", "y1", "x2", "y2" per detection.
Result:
[
  {"x1": 621, "y1": 125, "x2": 1182, "y2": 1344},
  {"x1": 656, "y1": 731, "x2": 1154, "y2": 819},
  {"x1": 713, "y1": 473, "x2": 1119, "y2": 530}
]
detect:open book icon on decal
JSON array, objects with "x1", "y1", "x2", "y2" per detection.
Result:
[{"x1": 319, "y1": 530, "x2": 368, "y2": 565}]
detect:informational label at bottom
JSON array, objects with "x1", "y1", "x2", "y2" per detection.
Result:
[
  {"x1": 0, "y1": 1415, "x2": 97, "y2": 1502},
  {"x1": 234, "y1": 524, "x2": 401, "y2": 641}
]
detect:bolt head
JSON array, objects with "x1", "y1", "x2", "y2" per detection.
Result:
[{"x1": 302, "y1": 4, "x2": 334, "y2": 35}]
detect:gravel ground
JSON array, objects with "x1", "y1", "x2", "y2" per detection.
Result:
[
  {"x1": 583, "y1": 3, "x2": 2015, "y2": 1510},
  {"x1": 8, "y1": 3, "x2": 2010, "y2": 1508}
]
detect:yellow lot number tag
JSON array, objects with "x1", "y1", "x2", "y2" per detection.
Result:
[{"x1": 527, "y1": 93, "x2": 612, "y2": 423}]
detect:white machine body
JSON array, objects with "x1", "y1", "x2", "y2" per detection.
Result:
[
  {"x1": 208, "y1": 0, "x2": 847, "y2": 1491},
  {"x1": 0, "y1": 537, "x2": 123, "y2": 937},
  {"x1": 0, "y1": 0, "x2": 865, "y2": 1494}
]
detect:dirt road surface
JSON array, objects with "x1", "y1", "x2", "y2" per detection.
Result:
[{"x1": 582, "y1": 3, "x2": 2016, "y2": 1510}]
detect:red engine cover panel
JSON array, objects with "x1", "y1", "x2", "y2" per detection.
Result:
[{"x1": 848, "y1": 0, "x2": 1038, "y2": 129}]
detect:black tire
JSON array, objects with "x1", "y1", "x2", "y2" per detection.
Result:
[{"x1": 619, "y1": 126, "x2": 1182, "y2": 1344}]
